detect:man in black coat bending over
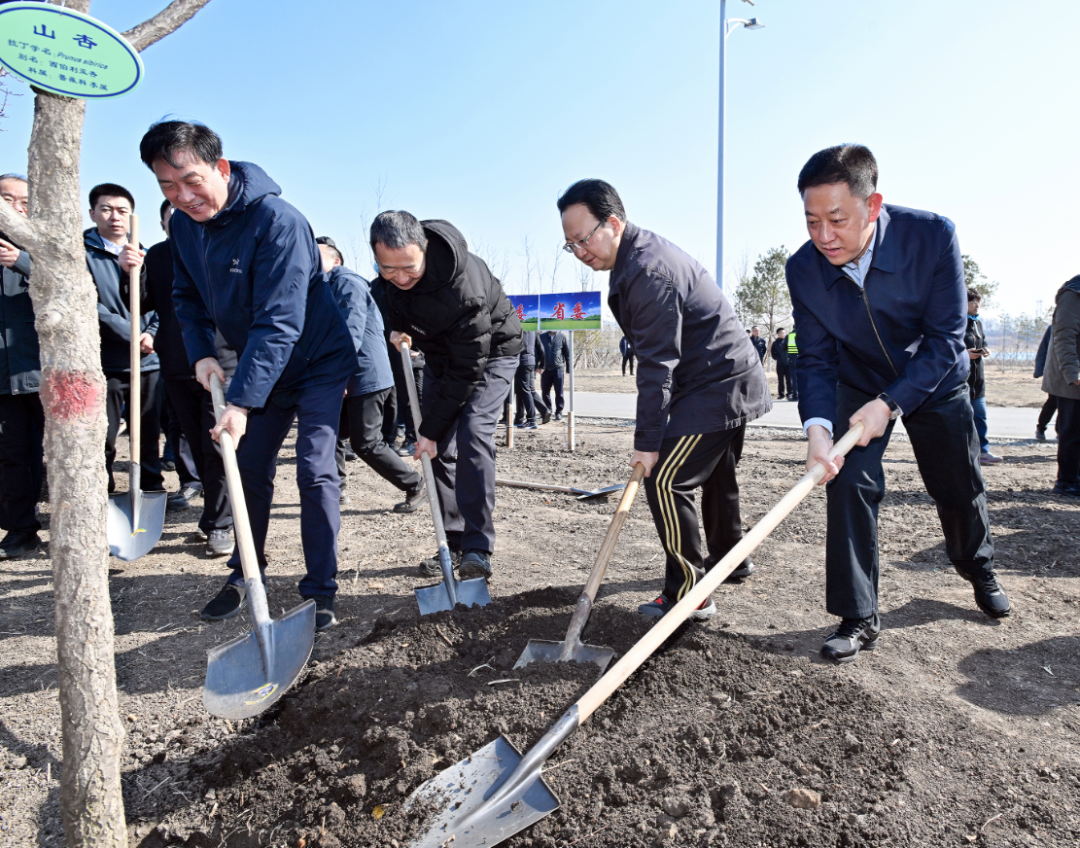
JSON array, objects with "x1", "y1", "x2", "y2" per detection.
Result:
[
  {"x1": 371, "y1": 211, "x2": 524, "y2": 580},
  {"x1": 558, "y1": 179, "x2": 771, "y2": 620}
]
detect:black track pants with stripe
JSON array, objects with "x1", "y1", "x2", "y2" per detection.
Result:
[{"x1": 643, "y1": 425, "x2": 749, "y2": 602}]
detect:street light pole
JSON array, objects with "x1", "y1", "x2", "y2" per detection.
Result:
[{"x1": 716, "y1": 0, "x2": 763, "y2": 293}]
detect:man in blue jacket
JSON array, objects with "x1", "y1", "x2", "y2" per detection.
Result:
[
  {"x1": 317, "y1": 237, "x2": 425, "y2": 513},
  {"x1": 786, "y1": 144, "x2": 1010, "y2": 664},
  {"x1": 558, "y1": 179, "x2": 771, "y2": 620},
  {"x1": 0, "y1": 174, "x2": 44, "y2": 558},
  {"x1": 139, "y1": 121, "x2": 356, "y2": 631},
  {"x1": 85, "y1": 183, "x2": 164, "y2": 495}
]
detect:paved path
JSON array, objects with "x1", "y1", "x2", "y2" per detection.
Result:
[{"x1": 571, "y1": 391, "x2": 1045, "y2": 441}]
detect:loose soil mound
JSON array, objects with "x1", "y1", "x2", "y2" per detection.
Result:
[{"x1": 140, "y1": 592, "x2": 1079, "y2": 848}]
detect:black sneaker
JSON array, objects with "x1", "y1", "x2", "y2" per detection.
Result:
[
  {"x1": 393, "y1": 482, "x2": 427, "y2": 514},
  {"x1": 1052, "y1": 480, "x2": 1080, "y2": 498},
  {"x1": 458, "y1": 549, "x2": 493, "y2": 581},
  {"x1": 304, "y1": 594, "x2": 337, "y2": 632},
  {"x1": 821, "y1": 614, "x2": 880, "y2": 664},
  {"x1": 554, "y1": 413, "x2": 563, "y2": 421},
  {"x1": 965, "y1": 571, "x2": 1011, "y2": 618},
  {"x1": 541, "y1": 412, "x2": 552, "y2": 425},
  {"x1": 397, "y1": 441, "x2": 416, "y2": 458},
  {"x1": 0, "y1": 530, "x2": 41, "y2": 559},
  {"x1": 200, "y1": 583, "x2": 247, "y2": 621},
  {"x1": 419, "y1": 547, "x2": 461, "y2": 577},
  {"x1": 166, "y1": 490, "x2": 192, "y2": 512},
  {"x1": 1035, "y1": 426, "x2": 1047, "y2": 442},
  {"x1": 204, "y1": 528, "x2": 233, "y2": 558},
  {"x1": 704, "y1": 554, "x2": 756, "y2": 581},
  {"x1": 637, "y1": 593, "x2": 716, "y2": 621}
]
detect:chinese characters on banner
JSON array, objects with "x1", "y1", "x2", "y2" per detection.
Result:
[
  {"x1": 507, "y1": 292, "x2": 602, "y2": 331},
  {"x1": 0, "y1": 2, "x2": 144, "y2": 99}
]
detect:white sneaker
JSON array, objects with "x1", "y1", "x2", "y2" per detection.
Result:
[{"x1": 979, "y1": 452, "x2": 1003, "y2": 465}]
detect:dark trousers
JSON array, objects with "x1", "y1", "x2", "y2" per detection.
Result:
[
  {"x1": 105, "y1": 370, "x2": 164, "y2": 492},
  {"x1": 162, "y1": 392, "x2": 200, "y2": 487},
  {"x1": 826, "y1": 383, "x2": 995, "y2": 619},
  {"x1": 164, "y1": 378, "x2": 232, "y2": 533},
  {"x1": 1039, "y1": 394, "x2": 1058, "y2": 430},
  {"x1": 786, "y1": 355, "x2": 799, "y2": 398},
  {"x1": 775, "y1": 362, "x2": 790, "y2": 398},
  {"x1": 0, "y1": 393, "x2": 44, "y2": 534},
  {"x1": 541, "y1": 368, "x2": 565, "y2": 415},
  {"x1": 643, "y1": 426, "x2": 749, "y2": 601},
  {"x1": 226, "y1": 379, "x2": 346, "y2": 598},
  {"x1": 513, "y1": 358, "x2": 537, "y2": 424},
  {"x1": 1055, "y1": 396, "x2": 1080, "y2": 485},
  {"x1": 622, "y1": 353, "x2": 635, "y2": 376},
  {"x1": 339, "y1": 388, "x2": 422, "y2": 493},
  {"x1": 425, "y1": 355, "x2": 517, "y2": 553}
]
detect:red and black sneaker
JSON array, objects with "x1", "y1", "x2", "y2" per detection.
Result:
[{"x1": 637, "y1": 593, "x2": 716, "y2": 621}]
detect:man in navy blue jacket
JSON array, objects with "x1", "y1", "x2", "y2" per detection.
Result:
[
  {"x1": 558, "y1": 179, "x2": 771, "y2": 620},
  {"x1": 317, "y1": 237, "x2": 425, "y2": 513},
  {"x1": 786, "y1": 144, "x2": 1010, "y2": 664},
  {"x1": 139, "y1": 121, "x2": 356, "y2": 632}
]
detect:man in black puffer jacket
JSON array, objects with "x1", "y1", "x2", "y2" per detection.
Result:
[{"x1": 371, "y1": 211, "x2": 523, "y2": 581}]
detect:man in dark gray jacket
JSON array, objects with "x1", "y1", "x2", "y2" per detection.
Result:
[
  {"x1": 558, "y1": 179, "x2": 771, "y2": 620},
  {"x1": 1042, "y1": 276, "x2": 1080, "y2": 497},
  {"x1": 538, "y1": 330, "x2": 571, "y2": 419},
  {"x1": 0, "y1": 174, "x2": 44, "y2": 558}
]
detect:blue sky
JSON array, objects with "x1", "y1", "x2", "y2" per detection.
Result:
[{"x1": 3, "y1": 0, "x2": 1078, "y2": 319}]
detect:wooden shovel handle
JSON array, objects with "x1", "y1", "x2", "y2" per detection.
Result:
[
  {"x1": 496, "y1": 478, "x2": 579, "y2": 495},
  {"x1": 574, "y1": 422, "x2": 865, "y2": 723},
  {"x1": 209, "y1": 374, "x2": 261, "y2": 588},
  {"x1": 581, "y1": 463, "x2": 645, "y2": 602},
  {"x1": 128, "y1": 214, "x2": 140, "y2": 466}
]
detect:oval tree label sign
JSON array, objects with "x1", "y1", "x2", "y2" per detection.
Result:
[{"x1": 0, "y1": 2, "x2": 143, "y2": 99}]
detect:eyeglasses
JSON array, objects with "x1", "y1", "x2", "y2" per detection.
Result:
[{"x1": 562, "y1": 220, "x2": 603, "y2": 254}]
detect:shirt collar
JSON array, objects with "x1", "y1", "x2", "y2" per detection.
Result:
[{"x1": 842, "y1": 222, "x2": 876, "y2": 287}]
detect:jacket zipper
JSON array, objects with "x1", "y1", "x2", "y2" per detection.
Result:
[{"x1": 859, "y1": 285, "x2": 900, "y2": 379}]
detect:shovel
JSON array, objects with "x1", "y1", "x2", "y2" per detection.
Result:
[
  {"x1": 202, "y1": 373, "x2": 315, "y2": 719},
  {"x1": 514, "y1": 463, "x2": 645, "y2": 673},
  {"x1": 107, "y1": 213, "x2": 167, "y2": 561},
  {"x1": 406, "y1": 423, "x2": 865, "y2": 848},
  {"x1": 400, "y1": 343, "x2": 492, "y2": 615},
  {"x1": 495, "y1": 478, "x2": 625, "y2": 502}
]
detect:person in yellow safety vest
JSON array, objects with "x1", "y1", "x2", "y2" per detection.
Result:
[{"x1": 785, "y1": 329, "x2": 799, "y2": 400}]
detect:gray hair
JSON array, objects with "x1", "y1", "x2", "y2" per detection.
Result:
[{"x1": 370, "y1": 210, "x2": 427, "y2": 254}]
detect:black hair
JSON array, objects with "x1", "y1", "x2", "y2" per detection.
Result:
[
  {"x1": 89, "y1": 183, "x2": 134, "y2": 210},
  {"x1": 316, "y1": 236, "x2": 344, "y2": 265},
  {"x1": 556, "y1": 178, "x2": 627, "y2": 223},
  {"x1": 776, "y1": 327, "x2": 786, "y2": 335},
  {"x1": 140, "y1": 120, "x2": 223, "y2": 170},
  {"x1": 370, "y1": 211, "x2": 428, "y2": 253},
  {"x1": 159, "y1": 199, "x2": 172, "y2": 221},
  {"x1": 0, "y1": 173, "x2": 27, "y2": 184},
  {"x1": 797, "y1": 144, "x2": 878, "y2": 199},
  {"x1": 967, "y1": 288, "x2": 981, "y2": 302}
]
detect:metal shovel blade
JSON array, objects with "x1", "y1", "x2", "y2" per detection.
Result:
[
  {"x1": 107, "y1": 463, "x2": 167, "y2": 561},
  {"x1": 573, "y1": 484, "x2": 625, "y2": 501},
  {"x1": 407, "y1": 735, "x2": 559, "y2": 848},
  {"x1": 415, "y1": 574, "x2": 492, "y2": 615},
  {"x1": 202, "y1": 595, "x2": 316, "y2": 720},
  {"x1": 513, "y1": 638, "x2": 616, "y2": 673}
]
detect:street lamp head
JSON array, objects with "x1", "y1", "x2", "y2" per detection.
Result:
[{"x1": 744, "y1": 17, "x2": 765, "y2": 30}]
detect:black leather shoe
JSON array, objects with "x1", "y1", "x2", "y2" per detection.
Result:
[
  {"x1": 0, "y1": 530, "x2": 41, "y2": 559},
  {"x1": 821, "y1": 614, "x2": 880, "y2": 664},
  {"x1": 458, "y1": 549, "x2": 493, "y2": 581},
  {"x1": 419, "y1": 548, "x2": 461, "y2": 578},
  {"x1": 704, "y1": 554, "x2": 755, "y2": 581},
  {"x1": 394, "y1": 482, "x2": 427, "y2": 514},
  {"x1": 964, "y1": 571, "x2": 1011, "y2": 618},
  {"x1": 1052, "y1": 481, "x2": 1080, "y2": 498}
]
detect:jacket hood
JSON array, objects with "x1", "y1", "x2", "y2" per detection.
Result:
[
  {"x1": 207, "y1": 161, "x2": 281, "y2": 225},
  {"x1": 415, "y1": 219, "x2": 468, "y2": 292},
  {"x1": 1059, "y1": 275, "x2": 1080, "y2": 300}
]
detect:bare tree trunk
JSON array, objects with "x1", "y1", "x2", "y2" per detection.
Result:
[{"x1": 0, "y1": 3, "x2": 214, "y2": 845}]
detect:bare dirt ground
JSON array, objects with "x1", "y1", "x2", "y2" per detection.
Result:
[
  {"x1": 2, "y1": 417, "x2": 1079, "y2": 848},
  {"x1": 574, "y1": 367, "x2": 1049, "y2": 408}
]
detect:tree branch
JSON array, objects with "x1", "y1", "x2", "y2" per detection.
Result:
[
  {"x1": 123, "y1": 0, "x2": 214, "y2": 53},
  {"x1": 0, "y1": 196, "x2": 39, "y2": 249}
]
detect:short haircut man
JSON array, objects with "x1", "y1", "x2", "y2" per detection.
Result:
[
  {"x1": 85, "y1": 182, "x2": 164, "y2": 495},
  {"x1": 558, "y1": 179, "x2": 771, "y2": 620},
  {"x1": 140, "y1": 120, "x2": 356, "y2": 631},
  {"x1": 787, "y1": 144, "x2": 1010, "y2": 664},
  {"x1": 0, "y1": 174, "x2": 44, "y2": 558},
  {"x1": 371, "y1": 210, "x2": 524, "y2": 580}
]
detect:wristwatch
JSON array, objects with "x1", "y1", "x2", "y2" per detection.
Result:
[{"x1": 877, "y1": 392, "x2": 902, "y2": 421}]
